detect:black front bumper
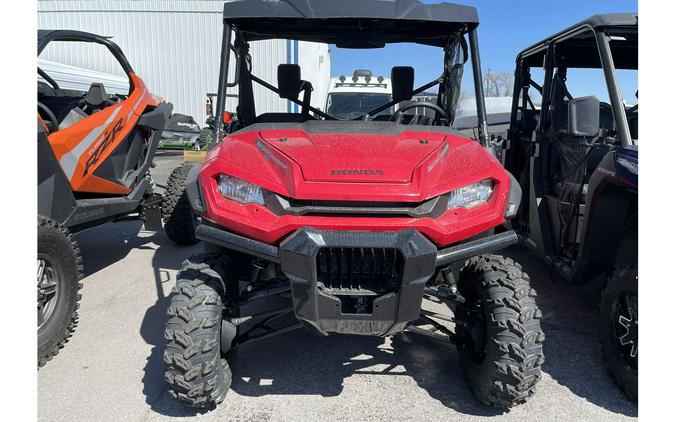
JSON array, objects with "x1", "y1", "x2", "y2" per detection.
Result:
[{"x1": 195, "y1": 225, "x2": 518, "y2": 336}]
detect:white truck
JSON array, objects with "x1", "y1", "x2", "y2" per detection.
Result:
[{"x1": 325, "y1": 69, "x2": 393, "y2": 119}]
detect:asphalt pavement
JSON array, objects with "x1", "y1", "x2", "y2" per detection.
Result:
[{"x1": 37, "y1": 153, "x2": 638, "y2": 421}]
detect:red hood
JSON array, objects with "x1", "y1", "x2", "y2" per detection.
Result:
[
  {"x1": 202, "y1": 124, "x2": 508, "y2": 203},
  {"x1": 257, "y1": 130, "x2": 442, "y2": 184}
]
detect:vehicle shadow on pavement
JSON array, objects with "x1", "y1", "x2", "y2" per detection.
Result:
[
  {"x1": 75, "y1": 221, "x2": 203, "y2": 416},
  {"x1": 505, "y1": 247, "x2": 638, "y2": 417},
  {"x1": 76, "y1": 221, "x2": 161, "y2": 278}
]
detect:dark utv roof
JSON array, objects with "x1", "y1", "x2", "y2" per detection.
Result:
[
  {"x1": 518, "y1": 13, "x2": 638, "y2": 69},
  {"x1": 222, "y1": 0, "x2": 479, "y2": 47}
]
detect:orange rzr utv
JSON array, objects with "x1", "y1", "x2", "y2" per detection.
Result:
[{"x1": 37, "y1": 30, "x2": 172, "y2": 367}]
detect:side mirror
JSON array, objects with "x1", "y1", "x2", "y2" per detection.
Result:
[
  {"x1": 391, "y1": 66, "x2": 414, "y2": 102},
  {"x1": 568, "y1": 96, "x2": 600, "y2": 137},
  {"x1": 278, "y1": 64, "x2": 302, "y2": 100}
]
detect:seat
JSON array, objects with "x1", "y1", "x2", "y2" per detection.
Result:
[
  {"x1": 83, "y1": 83, "x2": 109, "y2": 112},
  {"x1": 627, "y1": 108, "x2": 638, "y2": 140},
  {"x1": 599, "y1": 102, "x2": 614, "y2": 135}
]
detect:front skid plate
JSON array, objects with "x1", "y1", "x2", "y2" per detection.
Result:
[{"x1": 279, "y1": 227, "x2": 438, "y2": 336}]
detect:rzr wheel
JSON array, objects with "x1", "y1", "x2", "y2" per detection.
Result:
[
  {"x1": 164, "y1": 254, "x2": 232, "y2": 408},
  {"x1": 38, "y1": 217, "x2": 83, "y2": 367},
  {"x1": 600, "y1": 265, "x2": 638, "y2": 402},
  {"x1": 455, "y1": 255, "x2": 544, "y2": 407},
  {"x1": 162, "y1": 164, "x2": 199, "y2": 245}
]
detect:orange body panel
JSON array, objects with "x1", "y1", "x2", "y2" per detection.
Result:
[{"x1": 45, "y1": 74, "x2": 159, "y2": 194}]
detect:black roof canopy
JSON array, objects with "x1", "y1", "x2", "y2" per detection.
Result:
[
  {"x1": 223, "y1": 0, "x2": 479, "y2": 47},
  {"x1": 518, "y1": 13, "x2": 638, "y2": 69}
]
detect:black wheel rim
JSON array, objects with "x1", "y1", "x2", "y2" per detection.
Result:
[
  {"x1": 38, "y1": 257, "x2": 59, "y2": 329},
  {"x1": 611, "y1": 291, "x2": 638, "y2": 369}
]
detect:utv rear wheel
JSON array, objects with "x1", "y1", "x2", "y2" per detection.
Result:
[
  {"x1": 38, "y1": 217, "x2": 83, "y2": 368},
  {"x1": 600, "y1": 265, "x2": 638, "y2": 402},
  {"x1": 162, "y1": 164, "x2": 199, "y2": 245},
  {"x1": 164, "y1": 254, "x2": 232, "y2": 408},
  {"x1": 455, "y1": 255, "x2": 544, "y2": 407}
]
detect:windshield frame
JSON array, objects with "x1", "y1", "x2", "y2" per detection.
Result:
[{"x1": 214, "y1": 22, "x2": 490, "y2": 147}]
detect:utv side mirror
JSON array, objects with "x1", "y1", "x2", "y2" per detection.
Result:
[
  {"x1": 568, "y1": 96, "x2": 600, "y2": 137},
  {"x1": 278, "y1": 64, "x2": 302, "y2": 100},
  {"x1": 391, "y1": 66, "x2": 414, "y2": 102}
]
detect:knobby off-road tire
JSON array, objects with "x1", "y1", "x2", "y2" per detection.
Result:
[
  {"x1": 599, "y1": 265, "x2": 638, "y2": 402},
  {"x1": 162, "y1": 164, "x2": 199, "y2": 245},
  {"x1": 197, "y1": 128, "x2": 215, "y2": 151},
  {"x1": 455, "y1": 254, "x2": 545, "y2": 407},
  {"x1": 38, "y1": 217, "x2": 83, "y2": 368},
  {"x1": 164, "y1": 254, "x2": 232, "y2": 407}
]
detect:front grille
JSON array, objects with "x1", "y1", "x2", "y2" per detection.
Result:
[
  {"x1": 316, "y1": 247, "x2": 404, "y2": 295},
  {"x1": 267, "y1": 194, "x2": 446, "y2": 218},
  {"x1": 290, "y1": 199, "x2": 419, "y2": 208}
]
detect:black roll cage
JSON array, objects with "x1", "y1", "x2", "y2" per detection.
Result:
[
  {"x1": 37, "y1": 30, "x2": 136, "y2": 94},
  {"x1": 509, "y1": 23, "x2": 637, "y2": 148},
  {"x1": 214, "y1": 24, "x2": 490, "y2": 147}
]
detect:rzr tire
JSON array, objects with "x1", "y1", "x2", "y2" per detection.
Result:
[
  {"x1": 455, "y1": 254, "x2": 544, "y2": 407},
  {"x1": 162, "y1": 164, "x2": 198, "y2": 245},
  {"x1": 38, "y1": 217, "x2": 83, "y2": 368},
  {"x1": 599, "y1": 265, "x2": 638, "y2": 402},
  {"x1": 164, "y1": 254, "x2": 232, "y2": 408}
]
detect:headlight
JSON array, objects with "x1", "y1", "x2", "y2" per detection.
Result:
[
  {"x1": 217, "y1": 174, "x2": 265, "y2": 205},
  {"x1": 447, "y1": 179, "x2": 494, "y2": 209}
]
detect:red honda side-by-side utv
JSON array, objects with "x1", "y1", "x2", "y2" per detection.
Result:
[{"x1": 162, "y1": 0, "x2": 544, "y2": 408}]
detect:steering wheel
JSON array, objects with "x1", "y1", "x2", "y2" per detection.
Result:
[
  {"x1": 38, "y1": 102, "x2": 59, "y2": 133},
  {"x1": 391, "y1": 102, "x2": 448, "y2": 124}
]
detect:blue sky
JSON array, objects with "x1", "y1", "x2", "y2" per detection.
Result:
[{"x1": 330, "y1": 0, "x2": 637, "y2": 102}]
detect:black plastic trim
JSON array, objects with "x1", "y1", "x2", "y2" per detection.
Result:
[
  {"x1": 278, "y1": 227, "x2": 437, "y2": 336},
  {"x1": 185, "y1": 163, "x2": 205, "y2": 216},
  {"x1": 63, "y1": 178, "x2": 153, "y2": 232},
  {"x1": 194, "y1": 224, "x2": 519, "y2": 336},
  {"x1": 195, "y1": 224, "x2": 281, "y2": 263},
  {"x1": 435, "y1": 231, "x2": 518, "y2": 267},
  {"x1": 194, "y1": 224, "x2": 519, "y2": 270}
]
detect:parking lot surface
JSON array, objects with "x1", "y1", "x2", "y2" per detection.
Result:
[{"x1": 38, "y1": 154, "x2": 638, "y2": 421}]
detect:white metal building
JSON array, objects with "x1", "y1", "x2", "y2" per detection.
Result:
[{"x1": 37, "y1": 0, "x2": 331, "y2": 126}]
